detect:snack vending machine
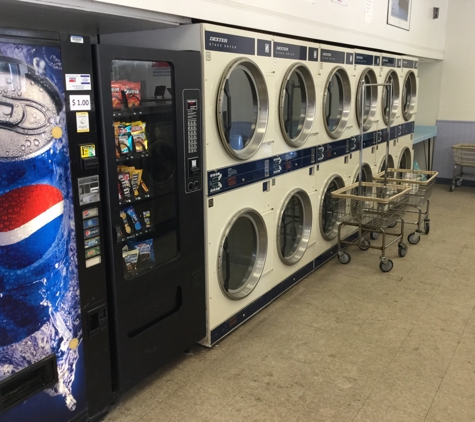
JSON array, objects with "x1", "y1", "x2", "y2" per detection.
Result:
[
  {"x1": 0, "y1": 31, "x2": 113, "y2": 422},
  {"x1": 93, "y1": 45, "x2": 205, "y2": 393}
]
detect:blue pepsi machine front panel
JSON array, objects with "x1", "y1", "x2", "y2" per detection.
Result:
[{"x1": 0, "y1": 42, "x2": 86, "y2": 421}]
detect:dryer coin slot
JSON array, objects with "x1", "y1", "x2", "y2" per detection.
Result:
[{"x1": 262, "y1": 181, "x2": 269, "y2": 192}]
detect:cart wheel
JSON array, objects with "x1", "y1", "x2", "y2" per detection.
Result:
[
  {"x1": 398, "y1": 243, "x2": 408, "y2": 257},
  {"x1": 388, "y1": 221, "x2": 397, "y2": 229},
  {"x1": 370, "y1": 232, "x2": 379, "y2": 240},
  {"x1": 338, "y1": 252, "x2": 351, "y2": 264},
  {"x1": 408, "y1": 232, "x2": 421, "y2": 245},
  {"x1": 424, "y1": 220, "x2": 431, "y2": 235},
  {"x1": 456, "y1": 179, "x2": 463, "y2": 187},
  {"x1": 359, "y1": 238, "x2": 371, "y2": 251},
  {"x1": 450, "y1": 183, "x2": 455, "y2": 192},
  {"x1": 380, "y1": 259, "x2": 394, "y2": 272}
]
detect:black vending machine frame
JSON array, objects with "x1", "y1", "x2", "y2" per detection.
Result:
[
  {"x1": 60, "y1": 34, "x2": 115, "y2": 419},
  {"x1": 93, "y1": 45, "x2": 205, "y2": 394}
]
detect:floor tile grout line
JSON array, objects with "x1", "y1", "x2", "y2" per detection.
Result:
[
  {"x1": 422, "y1": 302, "x2": 475, "y2": 422},
  {"x1": 351, "y1": 261, "x2": 448, "y2": 422}
]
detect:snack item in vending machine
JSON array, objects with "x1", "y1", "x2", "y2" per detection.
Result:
[
  {"x1": 130, "y1": 169, "x2": 143, "y2": 197},
  {"x1": 118, "y1": 123, "x2": 133, "y2": 155},
  {"x1": 111, "y1": 80, "x2": 124, "y2": 109},
  {"x1": 122, "y1": 81, "x2": 141, "y2": 108},
  {"x1": 120, "y1": 211, "x2": 132, "y2": 234},
  {"x1": 128, "y1": 239, "x2": 155, "y2": 266},
  {"x1": 142, "y1": 210, "x2": 151, "y2": 229},
  {"x1": 131, "y1": 121, "x2": 148, "y2": 152},
  {"x1": 124, "y1": 206, "x2": 142, "y2": 231},
  {"x1": 123, "y1": 246, "x2": 139, "y2": 274},
  {"x1": 118, "y1": 172, "x2": 133, "y2": 200}
]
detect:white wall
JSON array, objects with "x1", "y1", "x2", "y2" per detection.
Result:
[
  {"x1": 437, "y1": 0, "x2": 475, "y2": 121},
  {"x1": 91, "y1": 0, "x2": 448, "y2": 59},
  {"x1": 415, "y1": 60, "x2": 443, "y2": 126}
]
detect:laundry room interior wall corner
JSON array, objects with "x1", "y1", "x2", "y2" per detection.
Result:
[{"x1": 92, "y1": 0, "x2": 447, "y2": 59}]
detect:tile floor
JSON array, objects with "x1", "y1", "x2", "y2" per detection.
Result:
[{"x1": 103, "y1": 184, "x2": 475, "y2": 422}]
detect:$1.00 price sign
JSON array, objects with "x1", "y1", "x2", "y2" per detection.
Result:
[{"x1": 70, "y1": 95, "x2": 91, "y2": 111}]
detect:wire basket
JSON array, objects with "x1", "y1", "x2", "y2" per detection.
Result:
[
  {"x1": 374, "y1": 169, "x2": 438, "y2": 207},
  {"x1": 453, "y1": 143, "x2": 475, "y2": 166},
  {"x1": 330, "y1": 182, "x2": 410, "y2": 229}
]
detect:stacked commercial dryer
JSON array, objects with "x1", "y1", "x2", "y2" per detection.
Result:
[
  {"x1": 398, "y1": 56, "x2": 419, "y2": 169},
  {"x1": 313, "y1": 44, "x2": 360, "y2": 264}
]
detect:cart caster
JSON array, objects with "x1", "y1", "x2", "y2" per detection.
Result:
[
  {"x1": 408, "y1": 232, "x2": 421, "y2": 245},
  {"x1": 450, "y1": 183, "x2": 455, "y2": 192},
  {"x1": 456, "y1": 179, "x2": 463, "y2": 187},
  {"x1": 359, "y1": 238, "x2": 371, "y2": 251},
  {"x1": 398, "y1": 243, "x2": 408, "y2": 257},
  {"x1": 370, "y1": 232, "x2": 379, "y2": 240},
  {"x1": 424, "y1": 220, "x2": 431, "y2": 235},
  {"x1": 379, "y1": 259, "x2": 394, "y2": 272},
  {"x1": 388, "y1": 221, "x2": 397, "y2": 229},
  {"x1": 338, "y1": 252, "x2": 351, "y2": 264}
]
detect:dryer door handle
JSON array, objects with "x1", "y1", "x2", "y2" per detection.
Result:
[
  {"x1": 223, "y1": 238, "x2": 231, "y2": 292},
  {"x1": 224, "y1": 80, "x2": 232, "y2": 140}
]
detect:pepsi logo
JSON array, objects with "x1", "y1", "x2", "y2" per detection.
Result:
[{"x1": 0, "y1": 185, "x2": 64, "y2": 269}]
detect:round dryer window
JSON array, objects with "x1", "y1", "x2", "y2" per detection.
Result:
[
  {"x1": 279, "y1": 64, "x2": 316, "y2": 147},
  {"x1": 218, "y1": 208, "x2": 267, "y2": 300},
  {"x1": 356, "y1": 68, "x2": 378, "y2": 131},
  {"x1": 398, "y1": 147, "x2": 412, "y2": 169},
  {"x1": 380, "y1": 155, "x2": 395, "y2": 172},
  {"x1": 320, "y1": 175, "x2": 345, "y2": 241},
  {"x1": 277, "y1": 189, "x2": 312, "y2": 265},
  {"x1": 323, "y1": 67, "x2": 351, "y2": 139},
  {"x1": 217, "y1": 58, "x2": 269, "y2": 161},
  {"x1": 354, "y1": 163, "x2": 374, "y2": 196},
  {"x1": 402, "y1": 71, "x2": 417, "y2": 121},
  {"x1": 381, "y1": 70, "x2": 400, "y2": 126}
]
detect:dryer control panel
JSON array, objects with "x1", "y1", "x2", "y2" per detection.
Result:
[{"x1": 184, "y1": 89, "x2": 202, "y2": 193}]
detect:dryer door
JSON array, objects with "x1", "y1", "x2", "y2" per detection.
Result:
[
  {"x1": 402, "y1": 71, "x2": 417, "y2": 121},
  {"x1": 323, "y1": 67, "x2": 351, "y2": 139},
  {"x1": 277, "y1": 189, "x2": 313, "y2": 265},
  {"x1": 279, "y1": 64, "x2": 316, "y2": 147},
  {"x1": 356, "y1": 68, "x2": 378, "y2": 131},
  {"x1": 382, "y1": 70, "x2": 400, "y2": 126},
  {"x1": 320, "y1": 175, "x2": 346, "y2": 240},
  {"x1": 217, "y1": 58, "x2": 269, "y2": 160},
  {"x1": 218, "y1": 208, "x2": 267, "y2": 299}
]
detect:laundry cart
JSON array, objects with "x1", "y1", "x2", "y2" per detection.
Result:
[
  {"x1": 374, "y1": 168, "x2": 438, "y2": 245},
  {"x1": 451, "y1": 143, "x2": 475, "y2": 192},
  {"x1": 331, "y1": 182, "x2": 410, "y2": 272}
]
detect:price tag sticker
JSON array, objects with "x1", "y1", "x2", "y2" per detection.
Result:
[{"x1": 70, "y1": 95, "x2": 91, "y2": 111}]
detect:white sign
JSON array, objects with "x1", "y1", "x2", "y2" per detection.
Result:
[
  {"x1": 66, "y1": 74, "x2": 91, "y2": 91},
  {"x1": 70, "y1": 95, "x2": 91, "y2": 111},
  {"x1": 364, "y1": 0, "x2": 374, "y2": 23},
  {"x1": 76, "y1": 112, "x2": 90, "y2": 133},
  {"x1": 332, "y1": 0, "x2": 348, "y2": 5},
  {"x1": 70, "y1": 35, "x2": 84, "y2": 44}
]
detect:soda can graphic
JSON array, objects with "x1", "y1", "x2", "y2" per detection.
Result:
[{"x1": 0, "y1": 45, "x2": 84, "y2": 414}]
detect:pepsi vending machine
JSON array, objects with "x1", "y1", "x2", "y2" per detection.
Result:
[{"x1": 0, "y1": 30, "x2": 113, "y2": 421}]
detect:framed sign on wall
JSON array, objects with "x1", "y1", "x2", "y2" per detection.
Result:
[{"x1": 387, "y1": 0, "x2": 412, "y2": 31}]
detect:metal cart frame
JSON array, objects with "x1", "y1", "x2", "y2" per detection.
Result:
[
  {"x1": 329, "y1": 81, "x2": 410, "y2": 272},
  {"x1": 451, "y1": 143, "x2": 475, "y2": 191},
  {"x1": 374, "y1": 168, "x2": 438, "y2": 245}
]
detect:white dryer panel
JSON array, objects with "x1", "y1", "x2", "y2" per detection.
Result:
[{"x1": 203, "y1": 179, "x2": 275, "y2": 345}]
